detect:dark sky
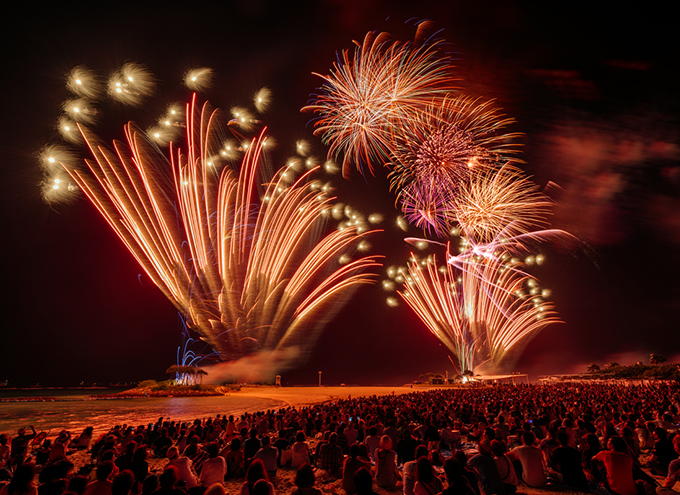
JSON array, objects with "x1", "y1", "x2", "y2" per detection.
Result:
[{"x1": 1, "y1": 1, "x2": 678, "y2": 387}]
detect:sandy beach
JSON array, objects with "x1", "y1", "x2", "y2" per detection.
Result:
[{"x1": 230, "y1": 385, "x2": 435, "y2": 408}]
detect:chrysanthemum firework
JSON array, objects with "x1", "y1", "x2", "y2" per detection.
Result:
[
  {"x1": 303, "y1": 22, "x2": 458, "y2": 176},
  {"x1": 453, "y1": 163, "x2": 555, "y2": 243},
  {"x1": 389, "y1": 96, "x2": 522, "y2": 236}
]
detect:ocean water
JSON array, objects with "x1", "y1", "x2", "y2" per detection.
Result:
[{"x1": 0, "y1": 389, "x2": 288, "y2": 437}]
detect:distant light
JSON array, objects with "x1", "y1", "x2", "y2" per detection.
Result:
[
  {"x1": 128, "y1": 76, "x2": 133, "y2": 82},
  {"x1": 53, "y1": 184, "x2": 59, "y2": 190},
  {"x1": 191, "y1": 76, "x2": 197, "y2": 81},
  {"x1": 75, "y1": 79, "x2": 82, "y2": 85},
  {"x1": 154, "y1": 133, "x2": 160, "y2": 138},
  {"x1": 73, "y1": 107, "x2": 80, "y2": 112},
  {"x1": 48, "y1": 157, "x2": 55, "y2": 163},
  {"x1": 54, "y1": 179, "x2": 61, "y2": 184}
]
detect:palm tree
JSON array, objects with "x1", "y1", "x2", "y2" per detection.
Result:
[
  {"x1": 587, "y1": 363, "x2": 600, "y2": 373},
  {"x1": 166, "y1": 365, "x2": 207, "y2": 385}
]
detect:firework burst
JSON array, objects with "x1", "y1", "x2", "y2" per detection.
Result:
[
  {"x1": 453, "y1": 163, "x2": 555, "y2": 243},
  {"x1": 63, "y1": 94, "x2": 383, "y2": 365},
  {"x1": 303, "y1": 22, "x2": 458, "y2": 176},
  {"x1": 389, "y1": 96, "x2": 521, "y2": 192},
  {"x1": 388, "y1": 96, "x2": 522, "y2": 236}
]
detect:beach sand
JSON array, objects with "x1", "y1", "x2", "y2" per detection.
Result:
[
  {"x1": 230, "y1": 385, "x2": 432, "y2": 407},
  {"x1": 59, "y1": 385, "x2": 649, "y2": 495}
]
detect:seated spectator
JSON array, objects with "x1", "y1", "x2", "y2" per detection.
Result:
[
  {"x1": 165, "y1": 447, "x2": 198, "y2": 489},
  {"x1": 151, "y1": 430, "x2": 172, "y2": 459},
  {"x1": 115, "y1": 442, "x2": 137, "y2": 473},
  {"x1": 140, "y1": 475, "x2": 158, "y2": 495},
  {"x1": 592, "y1": 436, "x2": 638, "y2": 495},
  {"x1": 38, "y1": 460, "x2": 73, "y2": 495},
  {"x1": 582, "y1": 433, "x2": 603, "y2": 482},
  {"x1": 490, "y1": 440, "x2": 518, "y2": 494},
  {"x1": 0, "y1": 462, "x2": 37, "y2": 495},
  {"x1": 506, "y1": 431, "x2": 546, "y2": 488},
  {"x1": 243, "y1": 429, "x2": 262, "y2": 463},
  {"x1": 657, "y1": 434, "x2": 680, "y2": 495},
  {"x1": 441, "y1": 458, "x2": 476, "y2": 495},
  {"x1": 343, "y1": 444, "x2": 372, "y2": 495},
  {"x1": 68, "y1": 476, "x2": 89, "y2": 495},
  {"x1": 49, "y1": 431, "x2": 72, "y2": 464},
  {"x1": 353, "y1": 468, "x2": 379, "y2": 495},
  {"x1": 239, "y1": 460, "x2": 274, "y2": 495},
  {"x1": 11, "y1": 428, "x2": 37, "y2": 466},
  {"x1": 83, "y1": 461, "x2": 115, "y2": 495},
  {"x1": 549, "y1": 431, "x2": 588, "y2": 490},
  {"x1": 403, "y1": 446, "x2": 429, "y2": 495},
  {"x1": 72, "y1": 428, "x2": 94, "y2": 451},
  {"x1": 253, "y1": 436, "x2": 277, "y2": 479},
  {"x1": 111, "y1": 471, "x2": 134, "y2": 495},
  {"x1": 413, "y1": 456, "x2": 442, "y2": 495},
  {"x1": 155, "y1": 466, "x2": 184, "y2": 495},
  {"x1": 374, "y1": 435, "x2": 399, "y2": 489},
  {"x1": 128, "y1": 446, "x2": 149, "y2": 493},
  {"x1": 364, "y1": 428, "x2": 381, "y2": 463},
  {"x1": 650, "y1": 428, "x2": 679, "y2": 477},
  {"x1": 291, "y1": 463, "x2": 321, "y2": 495},
  {"x1": 272, "y1": 431, "x2": 289, "y2": 468},
  {"x1": 200, "y1": 443, "x2": 226, "y2": 488},
  {"x1": 453, "y1": 450, "x2": 480, "y2": 495},
  {"x1": 317, "y1": 433, "x2": 343, "y2": 477},
  {"x1": 225, "y1": 438, "x2": 245, "y2": 479},
  {"x1": 291, "y1": 432, "x2": 311, "y2": 469},
  {"x1": 468, "y1": 440, "x2": 505, "y2": 495}
]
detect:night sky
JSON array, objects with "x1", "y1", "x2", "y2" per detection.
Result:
[{"x1": 1, "y1": 1, "x2": 678, "y2": 387}]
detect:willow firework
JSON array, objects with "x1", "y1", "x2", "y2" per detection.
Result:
[{"x1": 64, "y1": 94, "x2": 382, "y2": 364}]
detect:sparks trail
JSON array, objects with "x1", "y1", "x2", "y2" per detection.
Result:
[{"x1": 63, "y1": 94, "x2": 383, "y2": 372}]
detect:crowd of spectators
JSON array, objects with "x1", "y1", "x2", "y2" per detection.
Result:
[{"x1": 1, "y1": 381, "x2": 680, "y2": 495}]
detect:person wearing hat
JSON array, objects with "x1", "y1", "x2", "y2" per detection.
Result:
[
  {"x1": 165, "y1": 446, "x2": 198, "y2": 489},
  {"x1": 49, "y1": 431, "x2": 71, "y2": 463},
  {"x1": 10, "y1": 426, "x2": 36, "y2": 465}
]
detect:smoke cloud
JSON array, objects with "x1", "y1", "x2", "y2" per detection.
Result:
[{"x1": 202, "y1": 347, "x2": 302, "y2": 384}]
